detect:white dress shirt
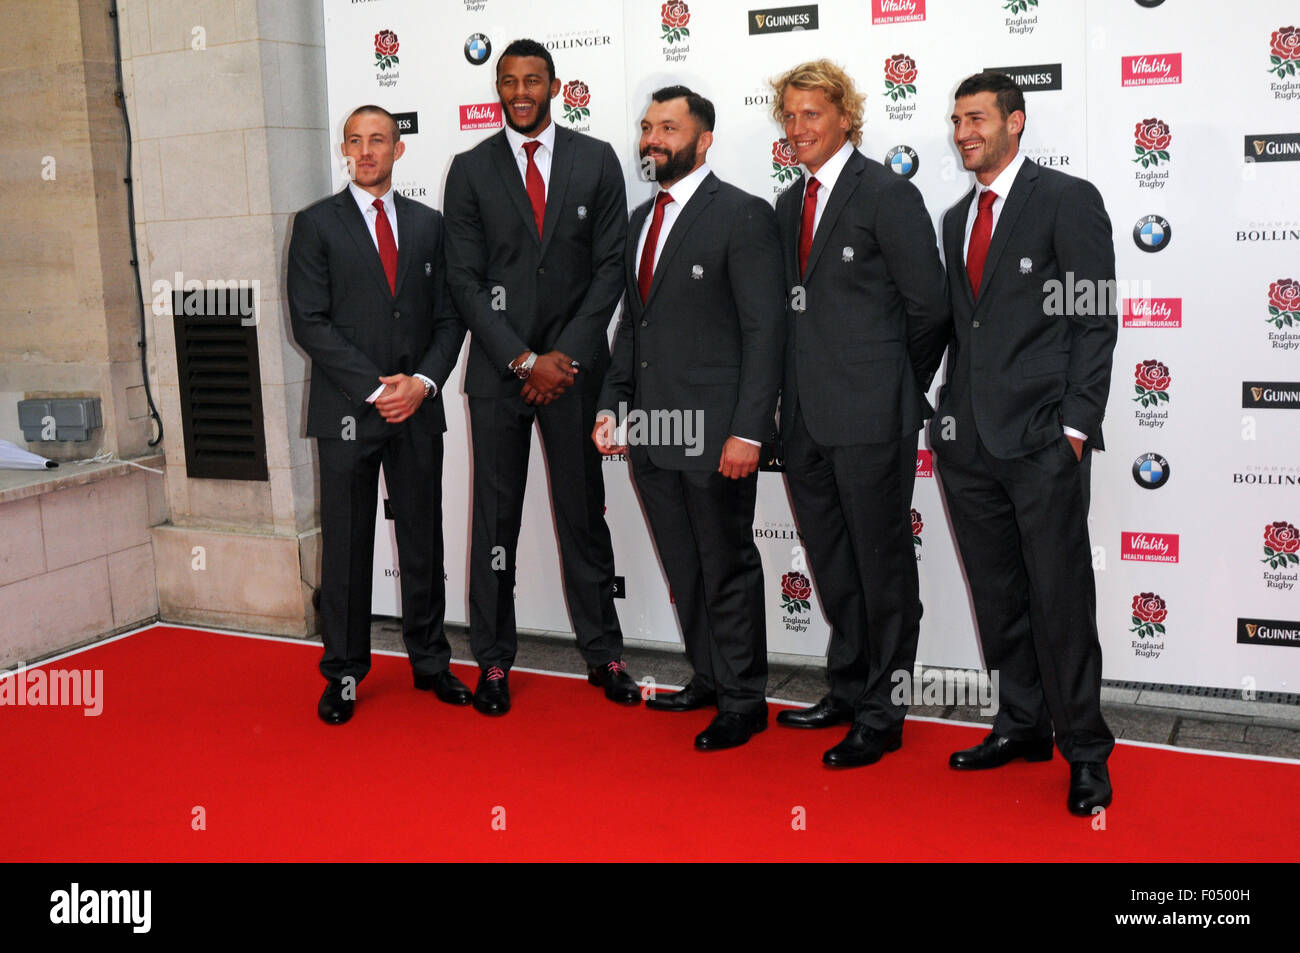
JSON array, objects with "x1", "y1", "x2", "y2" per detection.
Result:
[
  {"x1": 633, "y1": 162, "x2": 760, "y2": 448},
  {"x1": 959, "y1": 152, "x2": 1085, "y2": 443},
  {"x1": 348, "y1": 181, "x2": 436, "y2": 403},
  {"x1": 504, "y1": 119, "x2": 557, "y2": 193},
  {"x1": 798, "y1": 140, "x2": 855, "y2": 238}
]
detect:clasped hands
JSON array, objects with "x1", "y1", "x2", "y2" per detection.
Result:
[
  {"x1": 517, "y1": 350, "x2": 578, "y2": 406},
  {"x1": 374, "y1": 374, "x2": 425, "y2": 424},
  {"x1": 591, "y1": 415, "x2": 759, "y2": 480}
]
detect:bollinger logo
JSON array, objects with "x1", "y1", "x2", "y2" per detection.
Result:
[
  {"x1": 771, "y1": 138, "x2": 802, "y2": 183},
  {"x1": 662, "y1": 1, "x2": 691, "y2": 43},
  {"x1": 1121, "y1": 53, "x2": 1181, "y2": 87},
  {"x1": 374, "y1": 29, "x2": 399, "y2": 70},
  {"x1": 1132, "y1": 359, "x2": 1170, "y2": 408},
  {"x1": 780, "y1": 571, "x2": 812, "y2": 615},
  {"x1": 1133, "y1": 118, "x2": 1171, "y2": 168},
  {"x1": 562, "y1": 80, "x2": 591, "y2": 125},
  {"x1": 884, "y1": 53, "x2": 917, "y2": 101}
]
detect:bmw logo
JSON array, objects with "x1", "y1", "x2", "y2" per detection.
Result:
[
  {"x1": 884, "y1": 145, "x2": 919, "y2": 179},
  {"x1": 464, "y1": 33, "x2": 491, "y2": 66},
  {"x1": 1132, "y1": 452, "x2": 1170, "y2": 489},
  {"x1": 1133, "y1": 214, "x2": 1171, "y2": 253}
]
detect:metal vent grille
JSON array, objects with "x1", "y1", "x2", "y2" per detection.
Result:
[
  {"x1": 1104, "y1": 679, "x2": 1300, "y2": 706},
  {"x1": 173, "y1": 289, "x2": 268, "y2": 481}
]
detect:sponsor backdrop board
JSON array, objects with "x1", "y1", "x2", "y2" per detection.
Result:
[{"x1": 321, "y1": 0, "x2": 1300, "y2": 693}]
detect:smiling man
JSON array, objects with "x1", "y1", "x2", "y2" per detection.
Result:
[
  {"x1": 288, "y1": 105, "x2": 468, "y2": 724},
  {"x1": 768, "y1": 61, "x2": 949, "y2": 767},
  {"x1": 932, "y1": 71, "x2": 1118, "y2": 815},
  {"x1": 443, "y1": 39, "x2": 635, "y2": 716}
]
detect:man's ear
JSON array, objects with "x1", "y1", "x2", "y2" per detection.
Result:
[
  {"x1": 549, "y1": 76, "x2": 561, "y2": 99},
  {"x1": 1009, "y1": 110, "x2": 1025, "y2": 137},
  {"x1": 698, "y1": 129, "x2": 714, "y2": 159},
  {"x1": 394, "y1": 140, "x2": 406, "y2": 161}
]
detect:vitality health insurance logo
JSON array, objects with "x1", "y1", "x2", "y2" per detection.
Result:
[
  {"x1": 1121, "y1": 53, "x2": 1181, "y2": 87},
  {"x1": 1268, "y1": 25, "x2": 1300, "y2": 100},
  {"x1": 1002, "y1": 0, "x2": 1038, "y2": 36},
  {"x1": 872, "y1": 0, "x2": 925, "y2": 25},
  {"x1": 459, "y1": 103, "x2": 502, "y2": 131},
  {"x1": 661, "y1": 1, "x2": 691, "y2": 62},
  {"x1": 779, "y1": 571, "x2": 813, "y2": 634},
  {"x1": 562, "y1": 80, "x2": 592, "y2": 129},
  {"x1": 1133, "y1": 359, "x2": 1170, "y2": 429},
  {"x1": 1122, "y1": 297, "x2": 1181, "y2": 328},
  {"x1": 1132, "y1": 118, "x2": 1170, "y2": 190},
  {"x1": 1121, "y1": 532, "x2": 1179, "y2": 564},
  {"x1": 374, "y1": 29, "x2": 400, "y2": 87},
  {"x1": 883, "y1": 54, "x2": 918, "y2": 122},
  {"x1": 915, "y1": 448, "x2": 933, "y2": 477},
  {"x1": 1261, "y1": 521, "x2": 1299, "y2": 591},
  {"x1": 1130, "y1": 592, "x2": 1168, "y2": 659}
]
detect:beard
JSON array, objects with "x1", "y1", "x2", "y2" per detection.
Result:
[
  {"x1": 640, "y1": 134, "x2": 700, "y2": 185},
  {"x1": 502, "y1": 94, "x2": 551, "y2": 136}
]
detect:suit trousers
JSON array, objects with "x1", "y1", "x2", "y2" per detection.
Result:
[
  {"x1": 936, "y1": 434, "x2": 1114, "y2": 763},
  {"x1": 316, "y1": 422, "x2": 448, "y2": 684},
  {"x1": 467, "y1": 385, "x2": 622, "y2": 670},
  {"x1": 784, "y1": 408, "x2": 921, "y2": 729},
  {"x1": 629, "y1": 449, "x2": 768, "y2": 715}
]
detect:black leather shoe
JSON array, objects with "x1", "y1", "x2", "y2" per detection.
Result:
[
  {"x1": 472, "y1": 666, "x2": 510, "y2": 716},
  {"x1": 645, "y1": 681, "x2": 717, "y2": 711},
  {"x1": 823, "y1": 723, "x2": 903, "y2": 767},
  {"x1": 587, "y1": 660, "x2": 641, "y2": 705},
  {"x1": 1068, "y1": 761, "x2": 1113, "y2": 815},
  {"x1": 694, "y1": 711, "x2": 767, "y2": 750},
  {"x1": 776, "y1": 694, "x2": 853, "y2": 729},
  {"x1": 317, "y1": 680, "x2": 353, "y2": 725},
  {"x1": 414, "y1": 670, "x2": 473, "y2": 705},
  {"x1": 949, "y1": 732, "x2": 1054, "y2": 769}
]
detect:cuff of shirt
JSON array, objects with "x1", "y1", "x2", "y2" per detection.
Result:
[
  {"x1": 413, "y1": 373, "x2": 437, "y2": 398},
  {"x1": 734, "y1": 436, "x2": 762, "y2": 447},
  {"x1": 1062, "y1": 426, "x2": 1087, "y2": 441},
  {"x1": 365, "y1": 383, "x2": 384, "y2": 404}
]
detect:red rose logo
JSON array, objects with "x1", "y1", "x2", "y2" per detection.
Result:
[
  {"x1": 885, "y1": 54, "x2": 917, "y2": 86},
  {"x1": 1133, "y1": 118, "x2": 1170, "y2": 168},
  {"x1": 661, "y1": 2, "x2": 691, "y2": 43},
  {"x1": 1271, "y1": 25, "x2": 1300, "y2": 61},
  {"x1": 1268, "y1": 278, "x2": 1300, "y2": 328},
  {"x1": 780, "y1": 571, "x2": 812, "y2": 614},
  {"x1": 1133, "y1": 359, "x2": 1171, "y2": 408},
  {"x1": 1263, "y1": 521, "x2": 1300, "y2": 570},
  {"x1": 770, "y1": 139, "x2": 802, "y2": 184},
  {"x1": 374, "y1": 30, "x2": 399, "y2": 70},
  {"x1": 1130, "y1": 592, "x2": 1167, "y2": 639},
  {"x1": 562, "y1": 80, "x2": 591, "y2": 124},
  {"x1": 910, "y1": 509, "x2": 923, "y2": 550}
]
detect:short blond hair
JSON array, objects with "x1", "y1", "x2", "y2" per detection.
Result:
[{"x1": 770, "y1": 60, "x2": 865, "y2": 148}]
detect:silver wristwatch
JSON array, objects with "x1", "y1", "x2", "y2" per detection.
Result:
[{"x1": 512, "y1": 352, "x2": 539, "y2": 380}]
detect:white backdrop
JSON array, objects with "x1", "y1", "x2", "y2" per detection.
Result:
[{"x1": 321, "y1": 0, "x2": 1300, "y2": 693}]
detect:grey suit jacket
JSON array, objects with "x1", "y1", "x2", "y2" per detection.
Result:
[
  {"x1": 443, "y1": 126, "x2": 628, "y2": 398},
  {"x1": 287, "y1": 188, "x2": 465, "y2": 438},
  {"x1": 933, "y1": 159, "x2": 1117, "y2": 459},
  {"x1": 599, "y1": 172, "x2": 785, "y2": 471},
  {"x1": 776, "y1": 150, "x2": 949, "y2": 447}
]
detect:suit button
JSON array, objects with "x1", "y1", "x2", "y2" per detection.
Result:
[
  {"x1": 537, "y1": 267, "x2": 546, "y2": 275},
  {"x1": 972, "y1": 320, "x2": 981, "y2": 328},
  {"x1": 393, "y1": 310, "x2": 400, "y2": 319},
  {"x1": 641, "y1": 360, "x2": 648, "y2": 368},
  {"x1": 641, "y1": 320, "x2": 648, "y2": 327}
]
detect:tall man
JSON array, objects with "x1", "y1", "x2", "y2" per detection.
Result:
[
  {"x1": 444, "y1": 39, "x2": 636, "y2": 716},
  {"x1": 769, "y1": 61, "x2": 949, "y2": 767},
  {"x1": 934, "y1": 72, "x2": 1117, "y2": 814},
  {"x1": 593, "y1": 87, "x2": 785, "y2": 750},
  {"x1": 288, "y1": 105, "x2": 469, "y2": 725}
]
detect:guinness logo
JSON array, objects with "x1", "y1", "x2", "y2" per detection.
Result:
[
  {"x1": 1254, "y1": 140, "x2": 1268, "y2": 156},
  {"x1": 1246, "y1": 623, "x2": 1259, "y2": 638},
  {"x1": 1252, "y1": 387, "x2": 1265, "y2": 401}
]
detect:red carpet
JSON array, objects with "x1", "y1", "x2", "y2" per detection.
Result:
[{"x1": 1, "y1": 624, "x2": 1296, "y2": 861}]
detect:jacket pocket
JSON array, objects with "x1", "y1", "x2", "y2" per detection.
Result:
[{"x1": 1020, "y1": 352, "x2": 1069, "y2": 377}]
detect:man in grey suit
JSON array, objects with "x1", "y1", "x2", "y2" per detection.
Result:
[
  {"x1": 769, "y1": 61, "x2": 950, "y2": 767},
  {"x1": 444, "y1": 39, "x2": 636, "y2": 716},
  {"x1": 288, "y1": 105, "x2": 469, "y2": 724},
  {"x1": 593, "y1": 86, "x2": 785, "y2": 751},
  {"x1": 934, "y1": 72, "x2": 1117, "y2": 815}
]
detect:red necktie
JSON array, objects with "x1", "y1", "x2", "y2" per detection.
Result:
[
  {"x1": 966, "y1": 189, "x2": 997, "y2": 299},
  {"x1": 372, "y1": 198, "x2": 397, "y2": 295},
  {"x1": 523, "y1": 140, "x2": 546, "y2": 239},
  {"x1": 638, "y1": 191, "x2": 674, "y2": 304},
  {"x1": 798, "y1": 176, "x2": 820, "y2": 276}
]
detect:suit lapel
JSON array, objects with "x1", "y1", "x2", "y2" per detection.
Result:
[
  {"x1": 644, "y1": 174, "x2": 718, "y2": 311},
  {"x1": 949, "y1": 185, "x2": 976, "y2": 310},
  {"x1": 490, "y1": 132, "x2": 542, "y2": 245},
  {"x1": 976, "y1": 159, "x2": 1038, "y2": 308},
  {"x1": 539, "y1": 127, "x2": 574, "y2": 259},
  {"x1": 333, "y1": 189, "x2": 393, "y2": 300},
  {"x1": 802, "y1": 151, "x2": 864, "y2": 282},
  {"x1": 393, "y1": 192, "x2": 414, "y2": 296},
  {"x1": 626, "y1": 200, "x2": 651, "y2": 311},
  {"x1": 780, "y1": 184, "x2": 802, "y2": 286}
]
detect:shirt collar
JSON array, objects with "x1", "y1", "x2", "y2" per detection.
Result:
[
  {"x1": 656, "y1": 161, "x2": 711, "y2": 209},
  {"x1": 800, "y1": 140, "x2": 854, "y2": 196},
  {"x1": 979, "y1": 151, "x2": 1027, "y2": 202},
  {"x1": 504, "y1": 118, "x2": 557, "y2": 158},
  {"x1": 349, "y1": 180, "x2": 396, "y2": 216}
]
